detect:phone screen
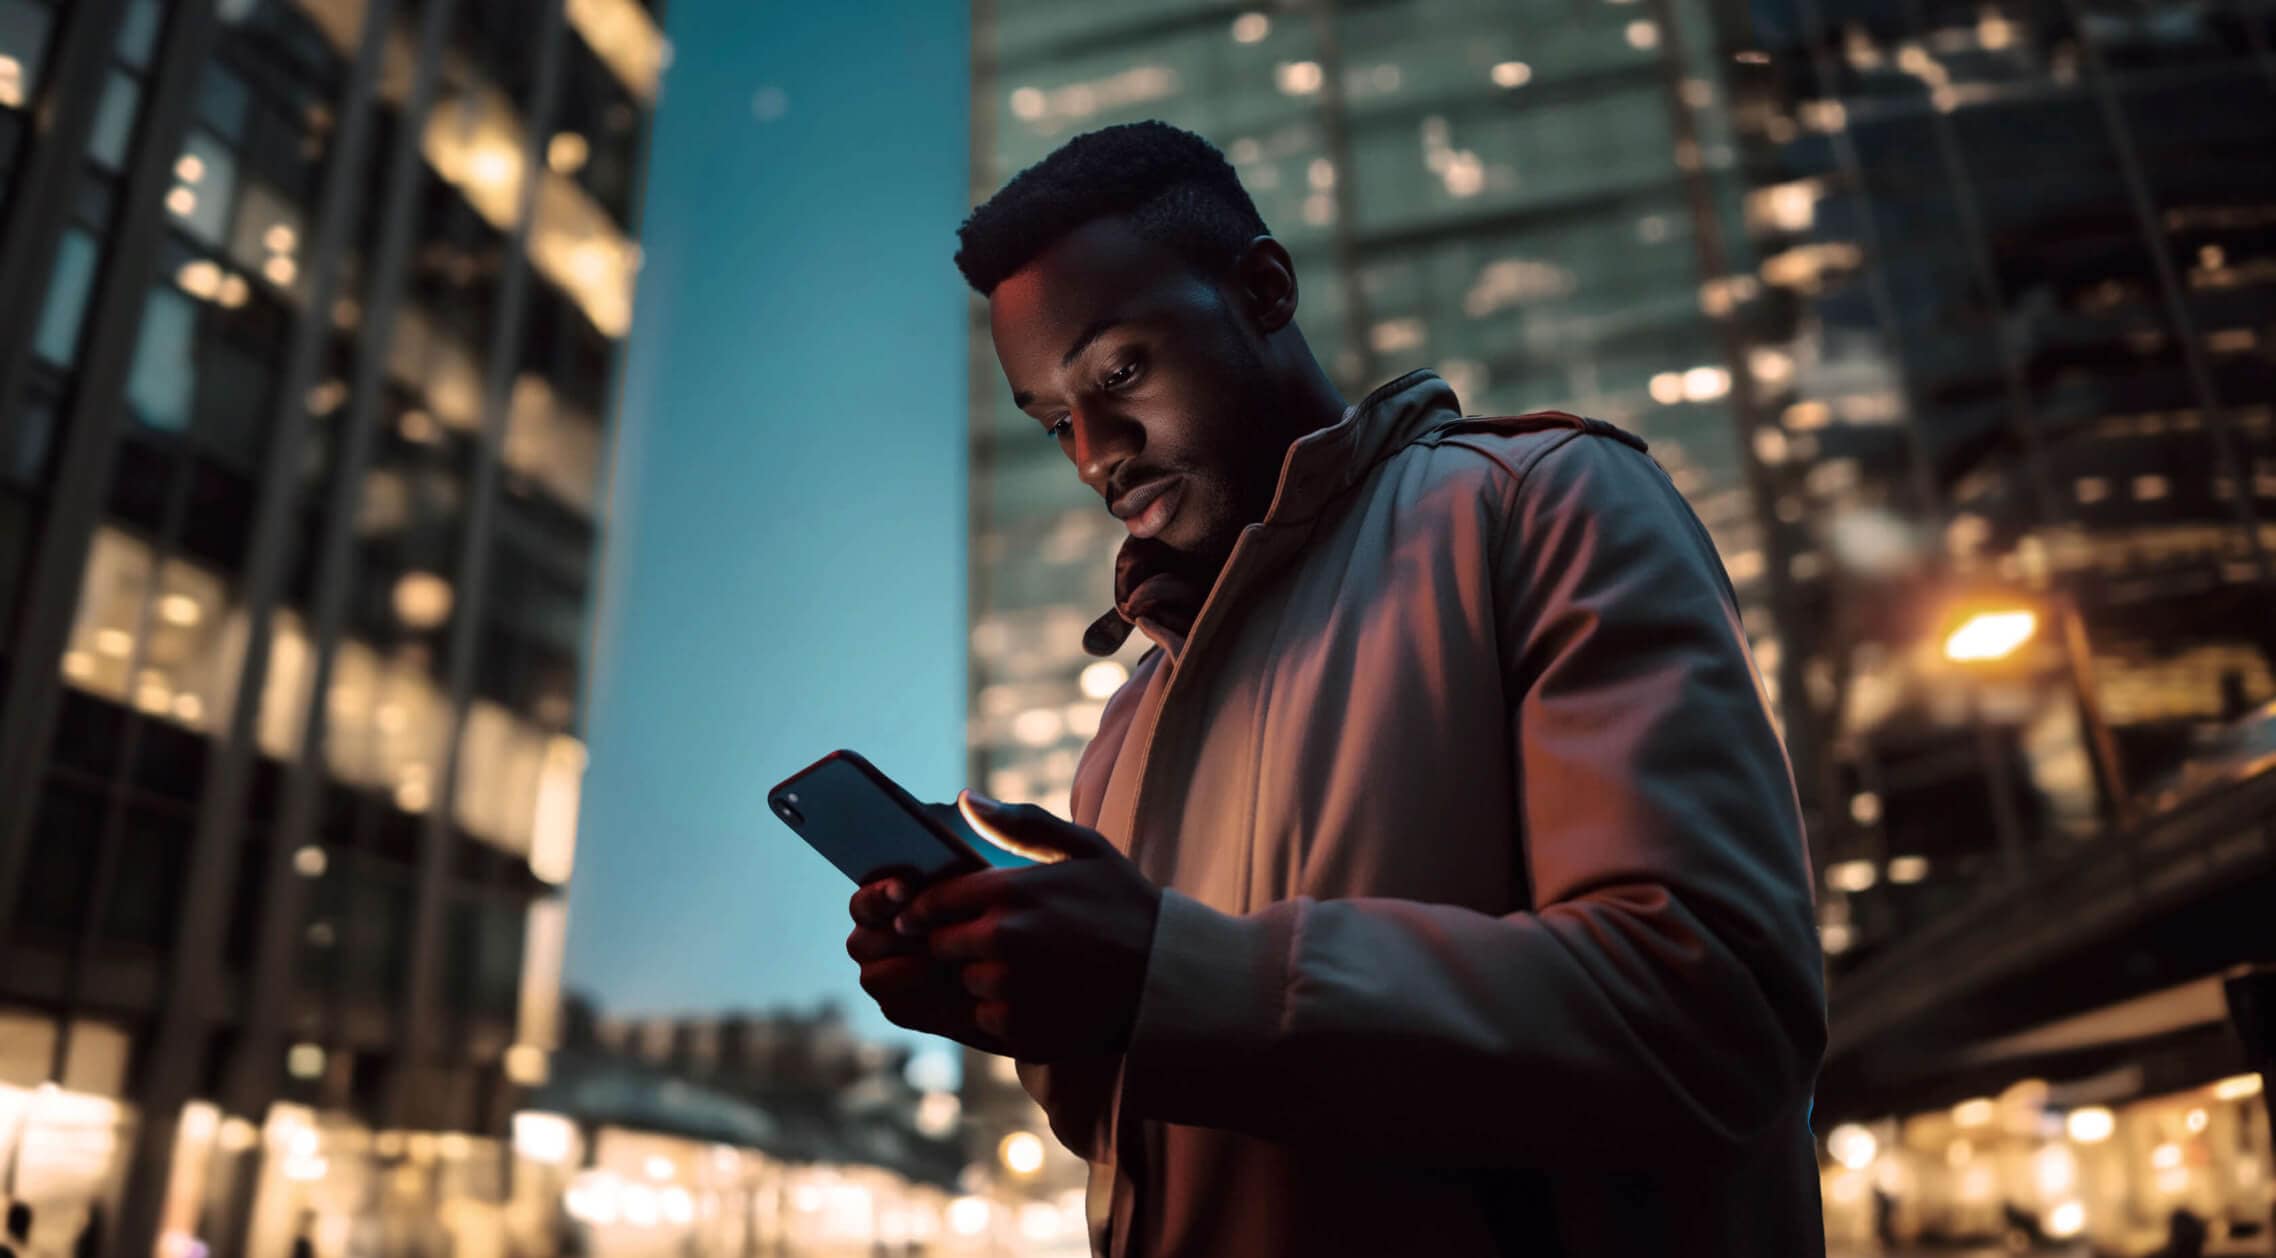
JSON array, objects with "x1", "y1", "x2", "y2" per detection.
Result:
[{"x1": 769, "y1": 751, "x2": 987, "y2": 885}]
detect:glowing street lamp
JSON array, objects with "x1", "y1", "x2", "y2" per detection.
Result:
[
  {"x1": 1940, "y1": 593, "x2": 2131, "y2": 828},
  {"x1": 1944, "y1": 609, "x2": 2039, "y2": 662}
]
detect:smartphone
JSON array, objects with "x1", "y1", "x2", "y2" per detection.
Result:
[{"x1": 768, "y1": 749, "x2": 990, "y2": 886}]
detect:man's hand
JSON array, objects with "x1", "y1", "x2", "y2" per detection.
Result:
[
  {"x1": 897, "y1": 790, "x2": 1163, "y2": 1062},
  {"x1": 847, "y1": 877, "x2": 1007, "y2": 1053}
]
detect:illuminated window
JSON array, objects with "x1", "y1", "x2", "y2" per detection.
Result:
[
  {"x1": 59, "y1": 527, "x2": 244, "y2": 733},
  {"x1": 504, "y1": 375, "x2": 602, "y2": 515},
  {"x1": 565, "y1": 0, "x2": 665, "y2": 104}
]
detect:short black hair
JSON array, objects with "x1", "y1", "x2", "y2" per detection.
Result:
[{"x1": 955, "y1": 120, "x2": 1270, "y2": 296}]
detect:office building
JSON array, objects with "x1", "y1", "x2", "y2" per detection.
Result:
[
  {"x1": 0, "y1": 0, "x2": 660, "y2": 1254},
  {"x1": 1709, "y1": 0, "x2": 2276, "y2": 1247}
]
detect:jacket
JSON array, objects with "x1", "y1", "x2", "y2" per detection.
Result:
[{"x1": 1026, "y1": 368, "x2": 1828, "y2": 1256}]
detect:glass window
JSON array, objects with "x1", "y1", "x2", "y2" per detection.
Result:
[
  {"x1": 59, "y1": 527, "x2": 247, "y2": 733},
  {"x1": 89, "y1": 69, "x2": 140, "y2": 171},
  {"x1": 16, "y1": 779, "x2": 102, "y2": 934},
  {"x1": 256, "y1": 608, "x2": 315, "y2": 760},
  {"x1": 324, "y1": 639, "x2": 450, "y2": 812},
  {"x1": 193, "y1": 62, "x2": 250, "y2": 140},
  {"x1": 453, "y1": 700, "x2": 546, "y2": 856},
  {"x1": 0, "y1": 0, "x2": 50, "y2": 113},
  {"x1": 166, "y1": 131, "x2": 237, "y2": 248},
  {"x1": 225, "y1": 178, "x2": 306, "y2": 292},
  {"x1": 32, "y1": 228, "x2": 98, "y2": 367},
  {"x1": 126, "y1": 286, "x2": 197, "y2": 431},
  {"x1": 101, "y1": 803, "x2": 189, "y2": 945},
  {"x1": 502, "y1": 374, "x2": 600, "y2": 515},
  {"x1": 60, "y1": 527, "x2": 154, "y2": 703},
  {"x1": 386, "y1": 305, "x2": 486, "y2": 431},
  {"x1": 117, "y1": 0, "x2": 162, "y2": 70},
  {"x1": 139, "y1": 556, "x2": 243, "y2": 728}
]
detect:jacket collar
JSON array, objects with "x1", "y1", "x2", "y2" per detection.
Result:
[{"x1": 1081, "y1": 369, "x2": 1464, "y2": 660}]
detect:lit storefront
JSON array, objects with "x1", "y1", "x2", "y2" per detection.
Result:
[{"x1": 1823, "y1": 1073, "x2": 2272, "y2": 1253}]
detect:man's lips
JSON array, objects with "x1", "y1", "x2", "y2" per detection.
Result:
[{"x1": 1116, "y1": 478, "x2": 1184, "y2": 540}]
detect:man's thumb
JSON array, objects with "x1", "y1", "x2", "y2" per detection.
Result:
[{"x1": 957, "y1": 789, "x2": 1108, "y2": 864}]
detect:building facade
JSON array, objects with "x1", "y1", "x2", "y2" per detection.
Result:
[
  {"x1": 964, "y1": 0, "x2": 2276, "y2": 1250},
  {"x1": 0, "y1": 0, "x2": 660, "y2": 1255}
]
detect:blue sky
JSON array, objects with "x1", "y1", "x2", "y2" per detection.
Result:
[{"x1": 566, "y1": 0, "x2": 972, "y2": 1059}]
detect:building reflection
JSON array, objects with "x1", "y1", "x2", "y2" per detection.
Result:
[{"x1": 0, "y1": 0, "x2": 657, "y2": 1254}]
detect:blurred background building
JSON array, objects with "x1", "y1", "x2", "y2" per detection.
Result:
[
  {"x1": 965, "y1": 0, "x2": 2276, "y2": 1253},
  {"x1": 0, "y1": 0, "x2": 657, "y2": 1254}
]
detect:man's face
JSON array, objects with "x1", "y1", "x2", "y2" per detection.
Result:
[{"x1": 989, "y1": 217, "x2": 1287, "y2": 619}]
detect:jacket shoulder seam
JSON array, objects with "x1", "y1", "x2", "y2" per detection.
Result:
[{"x1": 1434, "y1": 428, "x2": 1589, "y2": 495}]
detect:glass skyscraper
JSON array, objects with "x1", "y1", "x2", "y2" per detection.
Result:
[{"x1": 0, "y1": 0, "x2": 658, "y2": 1254}]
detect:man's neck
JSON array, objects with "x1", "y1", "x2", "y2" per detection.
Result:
[{"x1": 1270, "y1": 351, "x2": 1351, "y2": 448}]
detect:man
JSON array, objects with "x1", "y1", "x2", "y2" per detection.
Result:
[{"x1": 847, "y1": 120, "x2": 1827, "y2": 1256}]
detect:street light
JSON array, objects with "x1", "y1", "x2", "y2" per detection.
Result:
[
  {"x1": 1939, "y1": 593, "x2": 2132, "y2": 829},
  {"x1": 1944, "y1": 609, "x2": 2040, "y2": 663}
]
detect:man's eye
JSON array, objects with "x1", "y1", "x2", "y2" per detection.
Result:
[
  {"x1": 1047, "y1": 416, "x2": 1071, "y2": 439},
  {"x1": 1103, "y1": 359, "x2": 1141, "y2": 390}
]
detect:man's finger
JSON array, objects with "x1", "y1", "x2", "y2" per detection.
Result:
[
  {"x1": 850, "y1": 878, "x2": 910, "y2": 928},
  {"x1": 902, "y1": 866, "x2": 1029, "y2": 930},
  {"x1": 857, "y1": 955, "x2": 936, "y2": 1000},
  {"x1": 958, "y1": 961, "x2": 1012, "y2": 1001},
  {"x1": 847, "y1": 925, "x2": 922, "y2": 964},
  {"x1": 927, "y1": 913, "x2": 1007, "y2": 964}
]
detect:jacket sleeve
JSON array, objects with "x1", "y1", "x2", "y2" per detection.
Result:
[{"x1": 1114, "y1": 432, "x2": 1827, "y2": 1169}]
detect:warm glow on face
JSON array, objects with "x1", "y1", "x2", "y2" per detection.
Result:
[{"x1": 1944, "y1": 609, "x2": 2038, "y2": 662}]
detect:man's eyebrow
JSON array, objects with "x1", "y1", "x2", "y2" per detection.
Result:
[
  {"x1": 1060, "y1": 315, "x2": 1126, "y2": 369},
  {"x1": 1011, "y1": 314, "x2": 1130, "y2": 410}
]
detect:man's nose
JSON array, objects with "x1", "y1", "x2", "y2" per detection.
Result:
[{"x1": 1071, "y1": 408, "x2": 1142, "y2": 495}]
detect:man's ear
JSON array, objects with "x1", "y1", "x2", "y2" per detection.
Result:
[{"x1": 1233, "y1": 235, "x2": 1299, "y2": 334}]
